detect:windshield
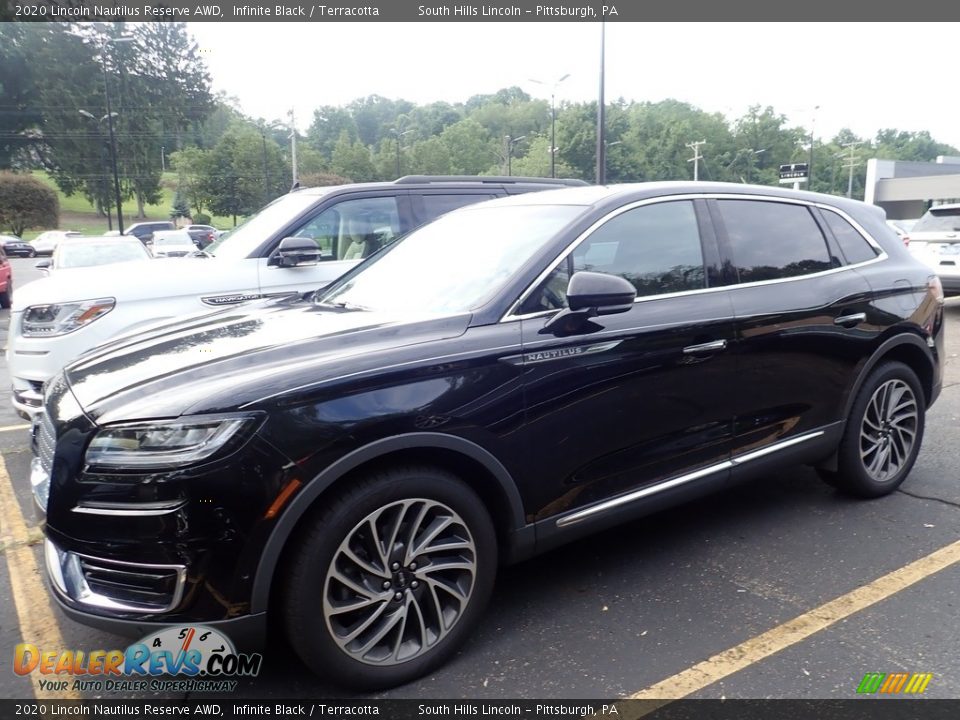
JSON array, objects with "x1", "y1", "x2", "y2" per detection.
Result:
[
  {"x1": 154, "y1": 235, "x2": 194, "y2": 247},
  {"x1": 913, "y1": 207, "x2": 960, "y2": 233},
  {"x1": 57, "y1": 241, "x2": 149, "y2": 269},
  {"x1": 205, "y1": 191, "x2": 329, "y2": 260},
  {"x1": 317, "y1": 204, "x2": 583, "y2": 314}
]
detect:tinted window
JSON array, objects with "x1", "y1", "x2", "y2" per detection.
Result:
[
  {"x1": 912, "y1": 206, "x2": 960, "y2": 232},
  {"x1": 421, "y1": 194, "x2": 496, "y2": 219},
  {"x1": 520, "y1": 200, "x2": 704, "y2": 313},
  {"x1": 822, "y1": 210, "x2": 879, "y2": 265},
  {"x1": 718, "y1": 200, "x2": 832, "y2": 282}
]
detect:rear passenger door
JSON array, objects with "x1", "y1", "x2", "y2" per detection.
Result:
[{"x1": 710, "y1": 197, "x2": 875, "y2": 459}]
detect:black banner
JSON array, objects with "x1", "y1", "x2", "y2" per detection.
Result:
[{"x1": 1, "y1": 700, "x2": 959, "y2": 720}]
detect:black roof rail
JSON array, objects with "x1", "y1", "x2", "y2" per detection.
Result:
[{"x1": 394, "y1": 175, "x2": 589, "y2": 186}]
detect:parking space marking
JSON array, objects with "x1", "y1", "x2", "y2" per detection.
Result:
[
  {"x1": 0, "y1": 456, "x2": 79, "y2": 700},
  {"x1": 629, "y1": 537, "x2": 960, "y2": 700},
  {"x1": 0, "y1": 424, "x2": 31, "y2": 433}
]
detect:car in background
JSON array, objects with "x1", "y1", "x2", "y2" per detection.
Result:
[
  {"x1": 885, "y1": 219, "x2": 915, "y2": 247},
  {"x1": 151, "y1": 229, "x2": 199, "y2": 257},
  {"x1": 0, "y1": 246, "x2": 11, "y2": 308},
  {"x1": 906, "y1": 203, "x2": 960, "y2": 296},
  {"x1": 35, "y1": 235, "x2": 152, "y2": 274},
  {"x1": 32, "y1": 230, "x2": 82, "y2": 256},
  {"x1": 185, "y1": 224, "x2": 219, "y2": 249},
  {"x1": 33, "y1": 182, "x2": 944, "y2": 689},
  {"x1": 123, "y1": 220, "x2": 175, "y2": 246},
  {"x1": 0, "y1": 235, "x2": 37, "y2": 258},
  {"x1": 7, "y1": 175, "x2": 586, "y2": 416}
]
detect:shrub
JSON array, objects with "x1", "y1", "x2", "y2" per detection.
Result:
[
  {"x1": 193, "y1": 212, "x2": 211, "y2": 225},
  {"x1": 0, "y1": 172, "x2": 59, "y2": 236}
]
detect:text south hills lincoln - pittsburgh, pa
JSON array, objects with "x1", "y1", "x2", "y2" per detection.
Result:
[{"x1": 417, "y1": 5, "x2": 618, "y2": 17}]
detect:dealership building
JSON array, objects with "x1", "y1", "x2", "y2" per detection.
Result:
[{"x1": 865, "y1": 156, "x2": 960, "y2": 220}]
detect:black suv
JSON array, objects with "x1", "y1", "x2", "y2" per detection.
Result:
[{"x1": 35, "y1": 183, "x2": 944, "y2": 689}]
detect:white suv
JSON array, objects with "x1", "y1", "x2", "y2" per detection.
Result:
[
  {"x1": 907, "y1": 203, "x2": 960, "y2": 296},
  {"x1": 7, "y1": 176, "x2": 586, "y2": 416}
]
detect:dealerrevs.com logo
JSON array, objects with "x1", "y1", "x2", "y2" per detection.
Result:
[
  {"x1": 856, "y1": 672, "x2": 933, "y2": 695},
  {"x1": 13, "y1": 626, "x2": 262, "y2": 693}
]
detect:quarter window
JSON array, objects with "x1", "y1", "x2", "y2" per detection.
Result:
[
  {"x1": 821, "y1": 210, "x2": 879, "y2": 265},
  {"x1": 520, "y1": 200, "x2": 705, "y2": 313},
  {"x1": 718, "y1": 200, "x2": 833, "y2": 283}
]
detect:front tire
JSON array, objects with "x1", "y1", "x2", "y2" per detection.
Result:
[
  {"x1": 284, "y1": 466, "x2": 497, "y2": 689},
  {"x1": 823, "y1": 361, "x2": 925, "y2": 498}
]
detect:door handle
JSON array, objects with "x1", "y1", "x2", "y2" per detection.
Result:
[
  {"x1": 682, "y1": 339, "x2": 728, "y2": 355},
  {"x1": 834, "y1": 312, "x2": 866, "y2": 327}
]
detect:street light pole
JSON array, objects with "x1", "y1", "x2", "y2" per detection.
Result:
[
  {"x1": 596, "y1": 22, "x2": 606, "y2": 184},
  {"x1": 808, "y1": 105, "x2": 820, "y2": 189},
  {"x1": 79, "y1": 109, "x2": 115, "y2": 231},
  {"x1": 99, "y1": 36, "x2": 133, "y2": 234},
  {"x1": 529, "y1": 74, "x2": 570, "y2": 178},
  {"x1": 505, "y1": 135, "x2": 526, "y2": 176}
]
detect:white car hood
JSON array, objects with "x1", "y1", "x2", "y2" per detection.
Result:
[{"x1": 12, "y1": 258, "x2": 255, "y2": 311}]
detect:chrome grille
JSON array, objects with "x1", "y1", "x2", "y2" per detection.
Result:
[
  {"x1": 35, "y1": 411, "x2": 56, "y2": 474},
  {"x1": 78, "y1": 557, "x2": 184, "y2": 612}
]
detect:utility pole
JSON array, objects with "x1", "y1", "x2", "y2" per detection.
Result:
[
  {"x1": 595, "y1": 22, "x2": 606, "y2": 184},
  {"x1": 842, "y1": 141, "x2": 862, "y2": 198},
  {"x1": 687, "y1": 140, "x2": 706, "y2": 181},
  {"x1": 808, "y1": 105, "x2": 820, "y2": 189},
  {"x1": 288, "y1": 109, "x2": 298, "y2": 187}
]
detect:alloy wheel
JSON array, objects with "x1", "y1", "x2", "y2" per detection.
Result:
[
  {"x1": 323, "y1": 498, "x2": 477, "y2": 666},
  {"x1": 859, "y1": 378, "x2": 918, "y2": 483}
]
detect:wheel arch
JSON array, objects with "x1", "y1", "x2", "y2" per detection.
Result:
[{"x1": 250, "y1": 432, "x2": 530, "y2": 613}]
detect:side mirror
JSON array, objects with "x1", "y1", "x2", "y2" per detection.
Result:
[
  {"x1": 35, "y1": 258, "x2": 52, "y2": 273},
  {"x1": 542, "y1": 271, "x2": 636, "y2": 335},
  {"x1": 272, "y1": 237, "x2": 321, "y2": 268}
]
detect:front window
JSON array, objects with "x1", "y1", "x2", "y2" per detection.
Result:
[
  {"x1": 206, "y1": 191, "x2": 332, "y2": 260},
  {"x1": 317, "y1": 204, "x2": 583, "y2": 314}
]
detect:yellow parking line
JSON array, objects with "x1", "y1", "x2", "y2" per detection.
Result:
[
  {"x1": 0, "y1": 456, "x2": 80, "y2": 700},
  {"x1": 630, "y1": 537, "x2": 960, "y2": 700},
  {"x1": 0, "y1": 424, "x2": 31, "y2": 433}
]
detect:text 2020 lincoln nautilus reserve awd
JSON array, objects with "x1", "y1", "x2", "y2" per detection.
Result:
[{"x1": 33, "y1": 182, "x2": 944, "y2": 689}]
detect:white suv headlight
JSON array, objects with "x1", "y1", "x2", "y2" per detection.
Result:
[
  {"x1": 22, "y1": 298, "x2": 116, "y2": 337},
  {"x1": 85, "y1": 416, "x2": 257, "y2": 469}
]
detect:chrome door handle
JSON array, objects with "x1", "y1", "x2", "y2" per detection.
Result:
[
  {"x1": 683, "y1": 339, "x2": 728, "y2": 355},
  {"x1": 834, "y1": 312, "x2": 866, "y2": 327}
]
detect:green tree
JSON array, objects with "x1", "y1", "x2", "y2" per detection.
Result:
[
  {"x1": 0, "y1": 172, "x2": 59, "y2": 236},
  {"x1": 405, "y1": 138, "x2": 453, "y2": 176},
  {"x1": 307, "y1": 106, "x2": 359, "y2": 161},
  {"x1": 170, "y1": 146, "x2": 213, "y2": 215},
  {"x1": 0, "y1": 25, "x2": 42, "y2": 169},
  {"x1": 511, "y1": 136, "x2": 574, "y2": 178},
  {"x1": 440, "y1": 119, "x2": 496, "y2": 175},
  {"x1": 330, "y1": 131, "x2": 375, "y2": 182}
]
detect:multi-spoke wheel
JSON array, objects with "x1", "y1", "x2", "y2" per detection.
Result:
[
  {"x1": 284, "y1": 466, "x2": 496, "y2": 689},
  {"x1": 822, "y1": 361, "x2": 925, "y2": 498}
]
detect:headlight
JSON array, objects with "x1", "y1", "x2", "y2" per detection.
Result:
[
  {"x1": 85, "y1": 415, "x2": 257, "y2": 469},
  {"x1": 22, "y1": 298, "x2": 115, "y2": 337}
]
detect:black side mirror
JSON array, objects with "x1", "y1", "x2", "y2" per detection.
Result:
[
  {"x1": 542, "y1": 271, "x2": 636, "y2": 335},
  {"x1": 272, "y1": 237, "x2": 321, "y2": 268},
  {"x1": 35, "y1": 258, "x2": 52, "y2": 273}
]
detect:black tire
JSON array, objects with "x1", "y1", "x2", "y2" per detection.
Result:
[
  {"x1": 284, "y1": 466, "x2": 497, "y2": 689},
  {"x1": 0, "y1": 280, "x2": 12, "y2": 309},
  {"x1": 821, "y1": 361, "x2": 925, "y2": 498},
  {"x1": 27, "y1": 249, "x2": 36, "y2": 258}
]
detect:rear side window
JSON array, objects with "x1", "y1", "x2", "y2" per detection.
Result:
[
  {"x1": 420, "y1": 194, "x2": 496, "y2": 220},
  {"x1": 821, "y1": 210, "x2": 879, "y2": 265},
  {"x1": 913, "y1": 207, "x2": 960, "y2": 233},
  {"x1": 718, "y1": 200, "x2": 833, "y2": 283}
]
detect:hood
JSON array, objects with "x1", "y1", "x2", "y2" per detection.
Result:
[
  {"x1": 12, "y1": 257, "x2": 254, "y2": 311},
  {"x1": 64, "y1": 298, "x2": 471, "y2": 424}
]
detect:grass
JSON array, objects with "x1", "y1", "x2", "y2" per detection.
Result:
[{"x1": 22, "y1": 171, "x2": 235, "y2": 240}]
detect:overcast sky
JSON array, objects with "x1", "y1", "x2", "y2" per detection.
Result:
[{"x1": 187, "y1": 22, "x2": 960, "y2": 151}]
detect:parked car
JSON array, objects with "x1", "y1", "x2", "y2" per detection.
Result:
[
  {"x1": 151, "y1": 229, "x2": 199, "y2": 257},
  {"x1": 0, "y1": 246, "x2": 12, "y2": 308},
  {"x1": 31, "y1": 230, "x2": 82, "y2": 256},
  {"x1": 185, "y1": 224, "x2": 219, "y2": 248},
  {"x1": 123, "y1": 220, "x2": 175, "y2": 246},
  {"x1": 906, "y1": 203, "x2": 960, "y2": 296},
  {"x1": 34, "y1": 183, "x2": 944, "y2": 689},
  {"x1": 8, "y1": 176, "x2": 585, "y2": 416},
  {"x1": 885, "y1": 219, "x2": 914, "y2": 247},
  {"x1": 0, "y1": 235, "x2": 37, "y2": 258},
  {"x1": 36, "y1": 235, "x2": 151, "y2": 274}
]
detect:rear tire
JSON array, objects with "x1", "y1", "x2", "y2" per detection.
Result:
[
  {"x1": 822, "y1": 361, "x2": 925, "y2": 498},
  {"x1": 283, "y1": 466, "x2": 497, "y2": 689}
]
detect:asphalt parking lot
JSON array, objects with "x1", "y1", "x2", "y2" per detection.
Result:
[{"x1": 0, "y1": 254, "x2": 957, "y2": 702}]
